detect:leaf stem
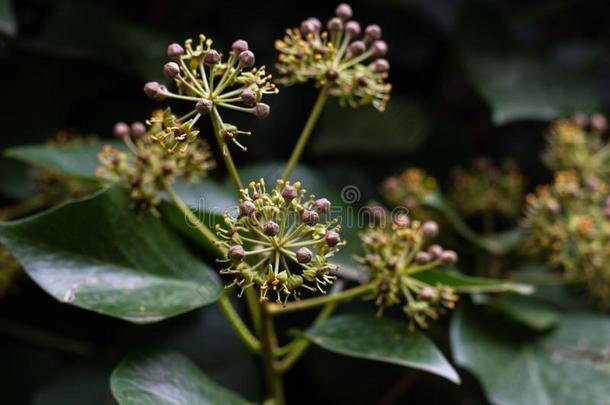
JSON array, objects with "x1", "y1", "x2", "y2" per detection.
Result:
[
  {"x1": 268, "y1": 283, "x2": 373, "y2": 315},
  {"x1": 282, "y1": 85, "x2": 330, "y2": 180},
  {"x1": 210, "y1": 107, "x2": 243, "y2": 193},
  {"x1": 260, "y1": 303, "x2": 285, "y2": 405},
  {"x1": 217, "y1": 295, "x2": 261, "y2": 354}
]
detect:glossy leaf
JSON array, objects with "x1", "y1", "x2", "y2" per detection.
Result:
[
  {"x1": 413, "y1": 269, "x2": 533, "y2": 295},
  {"x1": 451, "y1": 304, "x2": 610, "y2": 405},
  {"x1": 304, "y1": 313, "x2": 460, "y2": 383},
  {"x1": 111, "y1": 351, "x2": 248, "y2": 405},
  {"x1": 0, "y1": 187, "x2": 222, "y2": 323},
  {"x1": 484, "y1": 294, "x2": 560, "y2": 331}
]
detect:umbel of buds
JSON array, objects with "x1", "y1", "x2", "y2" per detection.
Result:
[
  {"x1": 216, "y1": 179, "x2": 345, "y2": 304},
  {"x1": 143, "y1": 35, "x2": 278, "y2": 151},
  {"x1": 522, "y1": 114, "x2": 610, "y2": 308},
  {"x1": 97, "y1": 109, "x2": 216, "y2": 213},
  {"x1": 275, "y1": 3, "x2": 391, "y2": 111},
  {"x1": 380, "y1": 168, "x2": 439, "y2": 211},
  {"x1": 355, "y1": 215, "x2": 459, "y2": 329}
]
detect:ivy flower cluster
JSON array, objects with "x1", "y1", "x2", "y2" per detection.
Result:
[
  {"x1": 97, "y1": 111, "x2": 216, "y2": 212},
  {"x1": 522, "y1": 114, "x2": 610, "y2": 307},
  {"x1": 275, "y1": 3, "x2": 391, "y2": 111},
  {"x1": 144, "y1": 35, "x2": 278, "y2": 151},
  {"x1": 216, "y1": 179, "x2": 344, "y2": 304},
  {"x1": 356, "y1": 214, "x2": 458, "y2": 329},
  {"x1": 449, "y1": 157, "x2": 525, "y2": 219},
  {"x1": 380, "y1": 168, "x2": 439, "y2": 210}
]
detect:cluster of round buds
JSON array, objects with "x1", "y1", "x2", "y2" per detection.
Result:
[
  {"x1": 449, "y1": 157, "x2": 525, "y2": 219},
  {"x1": 381, "y1": 168, "x2": 439, "y2": 211},
  {"x1": 143, "y1": 35, "x2": 278, "y2": 151},
  {"x1": 355, "y1": 214, "x2": 458, "y2": 329},
  {"x1": 96, "y1": 111, "x2": 216, "y2": 213},
  {"x1": 216, "y1": 179, "x2": 344, "y2": 304},
  {"x1": 275, "y1": 3, "x2": 391, "y2": 111}
]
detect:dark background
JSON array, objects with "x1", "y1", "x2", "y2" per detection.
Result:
[{"x1": 1, "y1": 0, "x2": 610, "y2": 403}]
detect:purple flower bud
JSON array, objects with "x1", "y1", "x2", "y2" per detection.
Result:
[
  {"x1": 325, "y1": 68, "x2": 339, "y2": 82},
  {"x1": 281, "y1": 185, "x2": 298, "y2": 201},
  {"x1": 164, "y1": 62, "x2": 181, "y2": 78},
  {"x1": 572, "y1": 113, "x2": 588, "y2": 128},
  {"x1": 301, "y1": 210, "x2": 320, "y2": 225},
  {"x1": 419, "y1": 286, "x2": 437, "y2": 301},
  {"x1": 440, "y1": 250, "x2": 458, "y2": 265},
  {"x1": 371, "y1": 40, "x2": 388, "y2": 56},
  {"x1": 240, "y1": 89, "x2": 257, "y2": 106},
  {"x1": 308, "y1": 17, "x2": 322, "y2": 32},
  {"x1": 345, "y1": 21, "x2": 361, "y2": 36},
  {"x1": 196, "y1": 98, "x2": 213, "y2": 115},
  {"x1": 238, "y1": 50, "x2": 255, "y2": 67},
  {"x1": 113, "y1": 122, "x2": 130, "y2": 138},
  {"x1": 348, "y1": 41, "x2": 366, "y2": 57},
  {"x1": 371, "y1": 58, "x2": 390, "y2": 73},
  {"x1": 335, "y1": 3, "x2": 353, "y2": 21},
  {"x1": 314, "y1": 198, "x2": 331, "y2": 213},
  {"x1": 231, "y1": 39, "x2": 249, "y2": 55},
  {"x1": 364, "y1": 24, "x2": 382, "y2": 42},
  {"x1": 143, "y1": 81, "x2": 167, "y2": 101},
  {"x1": 415, "y1": 251, "x2": 431, "y2": 264},
  {"x1": 366, "y1": 202, "x2": 386, "y2": 224},
  {"x1": 422, "y1": 221, "x2": 439, "y2": 238},
  {"x1": 325, "y1": 230, "x2": 341, "y2": 247},
  {"x1": 394, "y1": 214, "x2": 410, "y2": 228},
  {"x1": 254, "y1": 103, "x2": 270, "y2": 119},
  {"x1": 301, "y1": 18, "x2": 320, "y2": 35},
  {"x1": 263, "y1": 220, "x2": 280, "y2": 236},
  {"x1": 167, "y1": 43, "x2": 185, "y2": 59},
  {"x1": 228, "y1": 245, "x2": 245, "y2": 262},
  {"x1": 327, "y1": 17, "x2": 343, "y2": 33},
  {"x1": 296, "y1": 247, "x2": 313, "y2": 263},
  {"x1": 204, "y1": 49, "x2": 221, "y2": 65},
  {"x1": 239, "y1": 201, "x2": 256, "y2": 217},
  {"x1": 130, "y1": 122, "x2": 146, "y2": 138},
  {"x1": 428, "y1": 244, "x2": 444, "y2": 258},
  {"x1": 591, "y1": 113, "x2": 608, "y2": 132},
  {"x1": 545, "y1": 199, "x2": 561, "y2": 214}
]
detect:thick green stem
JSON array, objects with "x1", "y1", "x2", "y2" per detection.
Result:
[
  {"x1": 268, "y1": 283, "x2": 373, "y2": 315},
  {"x1": 282, "y1": 85, "x2": 330, "y2": 180},
  {"x1": 211, "y1": 107, "x2": 243, "y2": 193},
  {"x1": 260, "y1": 304, "x2": 285, "y2": 405},
  {"x1": 218, "y1": 295, "x2": 261, "y2": 354}
]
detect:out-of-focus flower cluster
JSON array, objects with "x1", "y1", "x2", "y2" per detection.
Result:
[
  {"x1": 275, "y1": 3, "x2": 391, "y2": 111},
  {"x1": 144, "y1": 35, "x2": 277, "y2": 150},
  {"x1": 216, "y1": 179, "x2": 344, "y2": 304},
  {"x1": 97, "y1": 110, "x2": 215, "y2": 213},
  {"x1": 522, "y1": 114, "x2": 610, "y2": 307},
  {"x1": 356, "y1": 213, "x2": 458, "y2": 329},
  {"x1": 380, "y1": 168, "x2": 439, "y2": 211},
  {"x1": 449, "y1": 157, "x2": 525, "y2": 219}
]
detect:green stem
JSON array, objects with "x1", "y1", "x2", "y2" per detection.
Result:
[
  {"x1": 211, "y1": 107, "x2": 243, "y2": 193},
  {"x1": 245, "y1": 288, "x2": 262, "y2": 336},
  {"x1": 268, "y1": 283, "x2": 373, "y2": 315},
  {"x1": 260, "y1": 304, "x2": 285, "y2": 405},
  {"x1": 218, "y1": 295, "x2": 261, "y2": 354},
  {"x1": 282, "y1": 85, "x2": 330, "y2": 180}
]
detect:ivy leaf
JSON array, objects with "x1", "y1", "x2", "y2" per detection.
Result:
[
  {"x1": 482, "y1": 294, "x2": 561, "y2": 331},
  {"x1": 412, "y1": 269, "x2": 533, "y2": 295},
  {"x1": 0, "y1": 187, "x2": 222, "y2": 323},
  {"x1": 111, "y1": 351, "x2": 248, "y2": 405},
  {"x1": 451, "y1": 303, "x2": 610, "y2": 405},
  {"x1": 304, "y1": 313, "x2": 460, "y2": 383}
]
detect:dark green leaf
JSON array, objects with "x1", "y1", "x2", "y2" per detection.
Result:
[
  {"x1": 451, "y1": 304, "x2": 610, "y2": 405},
  {"x1": 0, "y1": 187, "x2": 222, "y2": 323},
  {"x1": 0, "y1": 0, "x2": 16, "y2": 37},
  {"x1": 484, "y1": 294, "x2": 561, "y2": 331},
  {"x1": 111, "y1": 351, "x2": 248, "y2": 405},
  {"x1": 304, "y1": 313, "x2": 460, "y2": 383},
  {"x1": 413, "y1": 269, "x2": 533, "y2": 295}
]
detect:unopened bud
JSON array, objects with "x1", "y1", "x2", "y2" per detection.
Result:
[
  {"x1": 345, "y1": 21, "x2": 361, "y2": 36},
  {"x1": 254, "y1": 103, "x2": 270, "y2": 119},
  {"x1": 263, "y1": 221, "x2": 280, "y2": 236},
  {"x1": 239, "y1": 201, "x2": 256, "y2": 217},
  {"x1": 301, "y1": 210, "x2": 320, "y2": 225},
  {"x1": 335, "y1": 3, "x2": 353, "y2": 21},
  {"x1": 371, "y1": 58, "x2": 390, "y2": 73},
  {"x1": 327, "y1": 17, "x2": 343, "y2": 33},
  {"x1": 167, "y1": 43, "x2": 185, "y2": 59},
  {"x1": 419, "y1": 286, "x2": 437, "y2": 301},
  {"x1": 196, "y1": 99, "x2": 213, "y2": 115},
  {"x1": 231, "y1": 39, "x2": 249, "y2": 55},
  {"x1": 415, "y1": 251, "x2": 431, "y2": 264},
  {"x1": 314, "y1": 198, "x2": 331, "y2": 213},
  {"x1": 325, "y1": 230, "x2": 341, "y2": 247},
  {"x1": 240, "y1": 89, "x2": 257, "y2": 106},
  {"x1": 348, "y1": 41, "x2": 366, "y2": 57},
  {"x1": 281, "y1": 185, "x2": 298, "y2": 201},
  {"x1": 113, "y1": 122, "x2": 130, "y2": 138},
  {"x1": 164, "y1": 62, "x2": 181, "y2": 78},
  {"x1": 428, "y1": 244, "x2": 444, "y2": 258},
  {"x1": 422, "y1": 221, "x2": 439, "y2": 238},
  {"x1": 239, "y1": 50, "x2": 255, "y2": 67},
  {"x1": 590, "y1": 113, "x2": 608, "y2": 132},
  {"x1": 204, "y1": 49, "x2": 221, "y2": 65},
  {"x1": 130, "y1": 122, "x2": 146, "y2": 137},
  {"x1": 228, "y1": 245, "x2": 245, "y2": 262},
  {"x1": 296, "y1": 247, "x2": 313, "y2": 263},
  {"x1": 364, "y1": 24, "x2": 382, "y2": 42},
  {"x1": 371, "y1": 40, "x2": 388, "y2": 56},
  {"x1": 143, "y1": 82, "x2": 167, "y2": 101},
  {"x1": 440, "y1": 250, "x2": 458, "y2": 265}
]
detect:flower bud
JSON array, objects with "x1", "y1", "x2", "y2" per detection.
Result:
[
  {"x1": 371, "y1": 58, "x2": 390, "y2": 73},
  {"x1": 422, "y1": 221, "x2": 439, "y2": 238},
  {"x1": 239, "y1": 201, "x2": 256, "y2": 217},
  {"x1": 204, "y1": 49, "x2": 221, "y2": 65},
  {"x1": 325, "y1": 68, "x2": 339, "y2": 82},
  {"x1": 254, "y1": 103, "x2": 270, "y2": 119},
  {"x1": 366, "y1": 202, "x2": 386, "y2": 224},
  {"x1": 591, "y1": 113, "x2": 608, "y2": 132},
  {"x1": 572, "y1": 113, "x2": 588, "y2": 128},
  {"x1": 196, "y1": 98, "x2": 213, "y2": 115},
  {"x1": 281, "y1": 185, "x2": 298, "y2": 201},
  {"x1": 371, "y1": 40, "x2": 388, "y2": 56},
  {"x1": 263, "y1": 220, "x2": 280, "y2": 236},
  {"x1": 314, "y1": 198, "x2": 331, "y2": 213},
  {"x1": 164, "y1": 62, "x2": 181, "y2": 78},
  {"x1": 296, "y1": 247, "x2": 313, "y2": 263},
  {"x1": 394, "y1": 214, "x2": 410, "y2": 228},
  {"x1": 327, "y1": 17, "x2": 343, "y2": 33},
  {"x1": 167, "y1": 43, "x2": 185, "y2": 59},
  {"x1": 113, "y1": 122, "x2": 130, "y2": 138},
  {"x1": 335, "y1": 3, "x2": 353, "y2": 21},
  {"x1": 301, "y1": 210, "x2": 320, "y2": 225},
  {"x1": 364, "y1": 24, "x2": 382, "y2": 42},
  {"x1": 419, "y1": 286, "x2": 437, "y2": 301},
  {"x1": 240, "y1": 89, "x2": 257, "y2": 106},
  {"x1": 228, "y1": 245, "x2": 245, "y2": 262},
  {"x1": 415, "y1": 251, "x2": 431, "y2": 264},
  {"x1": 428, "y1": 244, "x2": 444, "y2": 258},
  {"x1": 130, "y1": 122, "x2": 146, "y2": 138},
  {"x1": 239, "y1": 50, "x2": 255, "y2": 67},
  {"x1": 348, "y1": 41, "x2": 366, "y2": 57},
  {"x1": 301, "y1": 18, "x2": 321, "y2": 35},
  {"x1": 440, "y1": 250, "x2": 458, "y2": 265},
  {"x1": 325, "y1": 230, "x2": 341, "y2": 247},
  {"x1": 345, "y1": 21, "x2": 361, "y2": 36},
  {"x1": 231, "y1": 39, "x2": 249, "y2": 55},
  {"x1": 143, "y1": 81, "x2": 167, "y2": 101},
  {"x1": 545, "y1": 199, "x2": 561, "y2": 214}
]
